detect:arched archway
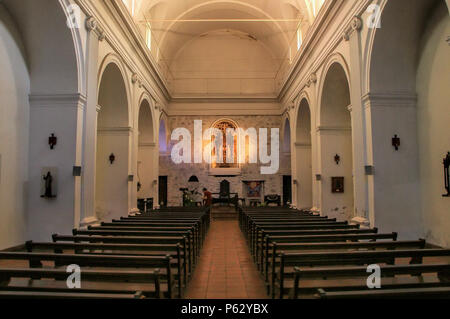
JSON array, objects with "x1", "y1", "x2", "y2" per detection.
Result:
[
  {"x1": 1, "y1": 0, "x2": 83, "y2": 244},
  {"x1": 294, "y1": 99, "x2": 313, "y2": 209},
  {"x1": 318, "y1": 62, "x2": 354, "y2": 221},
  {"x1": 366, "y1": 0, "x2": 449, "y2": 242},
  {"x1": 96, "y1": 62, "x2": 130, "y2": 220},
  {"x1": 137, "y1": 99, "x2": 155, "y2": 201}
]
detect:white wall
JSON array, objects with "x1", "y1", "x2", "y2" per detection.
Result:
[
  {"x1": 0, "y1": 5, "x2": 29, "y2": 249},
  {"x1": 319, "y1": 130, "x2": 354, "y2": 221},
  {"x1": 417, "y1": 3, "x2": 450, "y2": 248},
  {"x1": 96, "y1": 132, "x2": 130, "y2": 220}
]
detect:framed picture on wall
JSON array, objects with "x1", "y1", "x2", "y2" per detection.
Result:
[{"x1": 331, "y1": 177, "x2": 344, "y2": 193}]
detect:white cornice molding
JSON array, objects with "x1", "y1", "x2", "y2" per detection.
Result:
[
  {"x1": 29, "y1": 93, "x2": 87, "y2": 109},
  {"x1": 97, "y1": 126, "x2": 133, "y2": 135},
  {"x1": 362, "y1": 92, "x2": 418, "y2": 108},
  {"x1": 139, "y1": 142, "x2": 157, "y2": 148},
  {"x1": 167, "y1": 100, "x2": 282, "y2": 116},
  {"x1": 316, "y1": 126, "x2": 352, "y2": 132},
  {"x1": 295, "y1": 142, "x2": 312, "y2": 148},
  {"x1": 170, "y1": 96, "x2": 279, "y2": 104}
]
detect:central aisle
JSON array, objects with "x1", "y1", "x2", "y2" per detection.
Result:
[{"x1": 185, "y1": 218, "x2": 268, "y2": 299}]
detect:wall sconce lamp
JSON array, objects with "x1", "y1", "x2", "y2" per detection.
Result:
[
  {"x1": 334, "y1": 154, "x2": 341, "y2": 165},
  {"x1": 109, "y1": 153, "x2": 116, "y2": 164},
  {"x1": 365, "y1": 165, "x2": 374, "y2": 176},
  {"x1": 315, "y1": 174, "x2": 322, "y2": 181},
  {"x1": 72, "y1": 166, "x2": 82, "y2": 177},
  {"x1": 392, "y1": 135, "x2": 401, "y2": 151},
  {"x1": 293, "y1": 179, "x2": 298, "y2": 185},
  {"x1": 128, "y1": 175, "x2": 134, "y2": 182},
  {"x1": 443, "y1": 152, "x2": 450, "y2": 197},
  {"x1": 49, "y1": 133, "x2": 57, "y2": 150}
]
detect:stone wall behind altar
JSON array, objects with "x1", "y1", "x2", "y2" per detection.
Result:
[{"x1": 159, "y1": 115, "x2": 291, "y2": 207}]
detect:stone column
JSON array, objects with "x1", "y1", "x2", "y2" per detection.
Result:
[
  {"x1": 363, "y1": 93, "x2": 422, "y2": 239},
  {"x1": 27, "y1": 94, "x2": 86, "y2": 240},
  {"x1": 343, "y1": 16, "x2": 370, "y2": 226},
  {"x1": 80, "y1": 17, "x2": 105, "y2": 227}
]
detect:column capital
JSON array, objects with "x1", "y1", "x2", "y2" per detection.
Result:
[
  {"x1": 85, "y1": 17, "x2": 105, "y2": 41},
  {"x1": 342, "y1": 16, "x2": 362, "y2": 41},
  {"x1": 306, "y1": 73, "x2": 317, "y2": 87}
]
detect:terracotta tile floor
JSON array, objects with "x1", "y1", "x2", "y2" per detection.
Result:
[{"x1": 185, "y1": 219, "x2": 268, "y2": 299}]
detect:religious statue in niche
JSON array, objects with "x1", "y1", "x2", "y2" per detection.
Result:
[
  {"x1": 331, "y1": 177, "x2": 344, "y2": 193},
  {"x1": 211, "y1": 120, "x2": 239, "y2": 169},
  {"x1": 41, "y1": 168, "x2": 57, "y2": 198}
]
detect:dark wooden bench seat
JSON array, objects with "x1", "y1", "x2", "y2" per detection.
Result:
[
  {"x1": 88, "y1": 225, "x2": 202, "y2": 256},
  {"x1": 53, "y1": 234, "x2": 193, "y2": 285},
  {"x1": 88, "y1": 225, "x2": 202, "y2": 252},
  {"x1": 0, "y1": 290, "x2": 144, "y2": 299},
  {"x1": 0, "y1": 252, "x2": 177, "y2": 298},
  {"x1": 251, "y1": 224, "x2": 361, "y2": 259},
  {"x1": 244, "y1": 216, "x2": 333, "y2": 237},
  {"x1": 0, "y1": 267, "x2": 164, "y2": 298},
  {"x1": 317, "y1": 286, "x2": 450, "y2": 299},
  {"x1": 260, "y1": 233, "x2": 397, "y2": 273},
  {"x1": 72, "y1": 228, "x2": 199, "y2": 264},
  {"x1": 109, "y1": 220, "x2": 207, "y2": 243},
  {"x1": 245, "y1": 217, "x2": 339, "y2": 249},
  {"x1": 264, "y1": 240, "x2": 427, "y2": 283},
  {"x1": 25, "y1": 240, "x2": 187, "y2": 296},
  {"x1": 273, "y1": 248, "x2": 450, "y2": 298},
  {"x1": 291, "y1": 263, "x2": 450, "y2": 299},
  {"x1": 253, "y1": 228, "x2": 379, "y2": 261}
]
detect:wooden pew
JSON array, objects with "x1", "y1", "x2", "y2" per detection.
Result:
[
  {"x1": 26, "y1": 240, "x2": 186, "y2": 297},
  {"x1": 275, "y1": 248, "x2": 450, "y2": 299},
  {"x1": 53, "y1": 234, "x2": 193, "y2": 284},
  {"x1": 0, "y1": 268, "x2": 162, "y2": 298},
  {"x1": 111, "y1": 219, "x2": 208, "y2": 243},
  {"x1": 241, "y1": 215, "x2": 326, "y2": 233},
  {"x1": 72, "y1": 228, "x2": 199, "y2": 264},
  {"x1": 292, "y1": 264, "x2": 450, "y2": 299},
  {"x1": 246, "y1": 218, "x2": 339, "y2": 241},
  {"x1": 87, "y1": 225, "x2": 202, "y2": 258},
  {"x1": 266, "y1": 239, "x2": 427, "y2": 296},
  {"x1": 0, "y1": 252, "x2": 177, "y2": 298},
  {"x1": 123, "y1": 216, "x2": 209, "y2": 238},
  {"x1": 0, "y1": 290, "x2": 144, "y2": 299},
  {"x1": 245, "y1": 217, "x2": 336, "y2": 248},
  {"x1": 253, "y1": 228, "x2": 379, "y2": 263},
  {"x1": 317, "y1": 286, "x2": 450, "y2": 299},
  {"x1": 252, "y1": 223, "x2": 361, "y2": 260},
  {"x1": 261, "y1": 239, "x2": 426, "y2": 280}
]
